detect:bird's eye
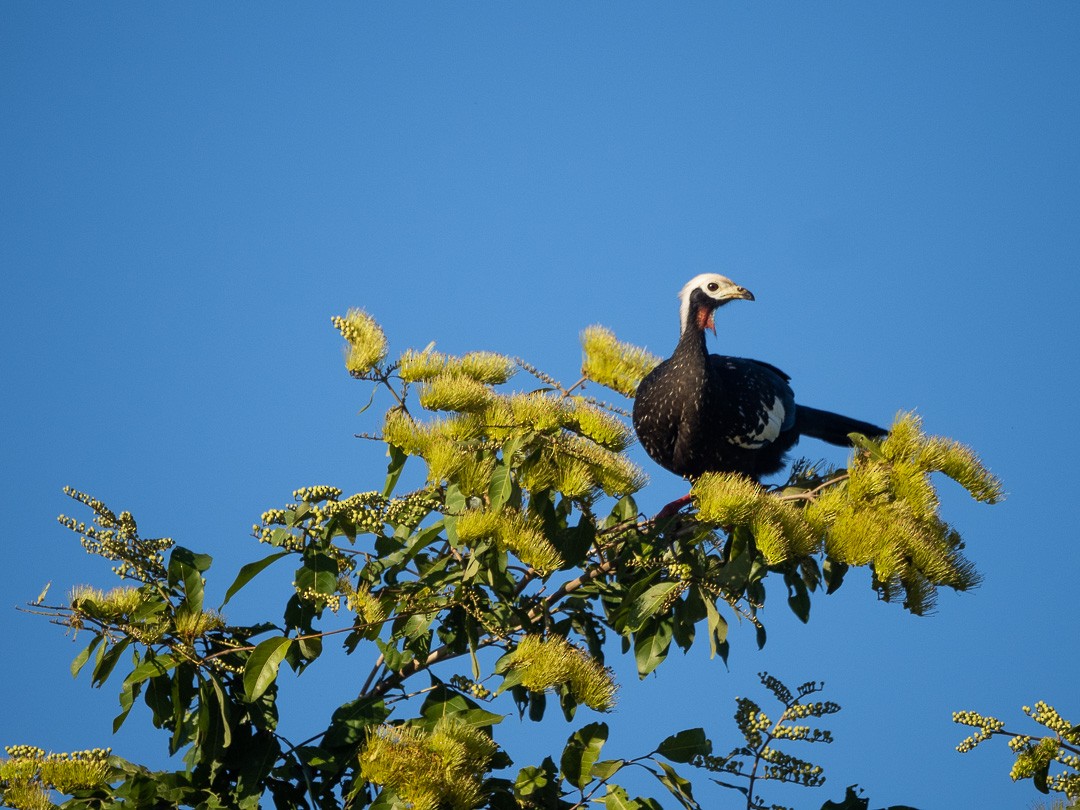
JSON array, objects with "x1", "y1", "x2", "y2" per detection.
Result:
[{"x1": 707, "y1": 282, "x2": 719, "y2": 292}]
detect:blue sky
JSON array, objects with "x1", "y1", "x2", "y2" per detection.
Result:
[{"x1": 3, "y1": 3, "x2": 1078, "y2": 807}]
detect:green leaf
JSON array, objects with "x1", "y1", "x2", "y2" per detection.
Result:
[
  {"x1": 653, "y1": 760, "x2": 700, "y2": 809},
  {"x1": 445, "y1": 483, "x2": 466, "y2": 514},
  {"x1": 561, "y1": 721, "x2": 609, "y2": 790},
  {"x1": 634, "y1": 619, "x2": 673, "y2": 678},
  {"x1": 702, "y1": 594, "x2": 729, "y2": 661},
  {"x1": 591, "y1": 759, "x2": 624, "y2": 781},
  {"x1": 786, "y1": 571, "x2": 811, "y2": 623},
  {"x1": 297, "y1": 634, "x2": 323, "y2": 664},
  {"x1": 322, "y1": 697, "x2": 391, "y2": 748},
  {"x1": 514, "y1": 758, "x2": 559, "y2": 804},
  {"x1": 71, "y1": 636, "x2": 103, "y2": 678},
  {"x1": 170, "y1": 546, "x2": 213, "y2": 573},
  {"x1": 819, "y1": 785, "x2": 869, "y2": 809},
  {"x1": 625, "y1": 582, "x2": 679, "y2": 633},
  {"x1": 656, "y1": 728, "x2": 712, "y2": 763},
  {"x1": 221, "y1": 551, "x2": 289, "y2": 607},
  {"x1": 122, "y1": 652, "x2": 178, "y2": 687},
  {"x1": 243, "y1": 636, "x2": 293, "y2": 701},
  {"x1": 375, "y1": 638, "x2": 409, "y2": 672},
  {"x1": 514, "y1": 765, "x2": 549, "y2": 798},
  {"x1": 294, "y1": 553, "x2": 339, "y2": 597},
  {"x1": 91, "y1": 637, "x2": 132, "y2": 687},
  {"x1": 1033, "y1": 758, "x2": 1050, "y2": 794},
  {"x1": 420, "y1": 683, "x2": 504, "y2": 729},
  {"x1": 113, "y1": 679, "x2": 141, "y2": 733},
  {"x1": 402, "y1": 611, "x2": 437, "y2": 640},
  {"x1": 489, "y1": 461, "x2": 515, "y2": 512},
  {"x1": 823, "y1": 557, "x2": 849, "y2": 595},
  {"x1": 382, "y1": 444, "x2": 408, "y2": 498},
  {"x1": 207, "y1": 673, "x2": 232, "y2": 749},
  {"x1": 606, "y1": 494, "x2": 638, "y2": 527},
  {"x1": 444, "y1": 483, "x2": 466, "y2": 544},
  {"x1": 604, "y1": 785, "x2": 641, "y2": 810}
]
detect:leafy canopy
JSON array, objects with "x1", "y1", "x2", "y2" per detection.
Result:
[{"x1": 1, "y1": 310, "x2": 1003, "y2": 810}]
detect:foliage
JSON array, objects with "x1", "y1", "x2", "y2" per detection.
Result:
[
  {"x1": 954, "y1": 703, "x2": 1080, "y2": 800},
  {"x1": 696, "y1": 673, "x2": 836, "y2": 808},
  {"x1": 2, "y1": 313, "x2": 1003, "y2": 809}
]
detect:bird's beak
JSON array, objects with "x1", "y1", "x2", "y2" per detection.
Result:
[{"x1": 730, "y1": 286, "x2": 755, "y2": 302}]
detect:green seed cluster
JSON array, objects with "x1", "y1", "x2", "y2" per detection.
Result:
[
  {"x1": 293, "y1": 485, "x2": 343, "y2": 504},
  {"x1": 58, "y1": 488, "x2": 172, "y2": 583},
  {"x1": 450, "y1": 674, "x2": 492, "y2": 700},
  {"x1": 755, "y1": 746, "x2": 826, "y2": 787},
  {"x1": 952, "y1": 710, "x2": 1005, "y2": 753}
]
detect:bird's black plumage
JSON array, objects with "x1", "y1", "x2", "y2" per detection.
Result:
[{"x1": 632, "y1": 274, "x2": 886, "y2": 480}]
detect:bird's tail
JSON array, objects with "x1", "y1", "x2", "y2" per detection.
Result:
[{"x1": 796, "y1": 406, "x2": 887, "y2": 446}]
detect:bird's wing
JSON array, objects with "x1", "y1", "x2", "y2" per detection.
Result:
[{"x1": 708, "y1": 355, "x2": 797, "y2": 449}]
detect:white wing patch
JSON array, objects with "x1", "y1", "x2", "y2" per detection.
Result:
[{"x1": 729, "y1": 396, "x2": 786, "y2": 449}]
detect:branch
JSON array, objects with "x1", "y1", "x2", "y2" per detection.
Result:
[{"x1": 363, "y1": 554, "x2": 619, "y2": 700}]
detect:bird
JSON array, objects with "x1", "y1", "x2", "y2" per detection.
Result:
[{"x1": 632, "y1": 273, "x2": 886, "y2": 481}]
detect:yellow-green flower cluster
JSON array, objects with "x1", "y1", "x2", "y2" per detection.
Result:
[
  {"x1": 555, "y1": 434, "x2": 647, "y2": 498},
  {"x1": 800, "y1": 413, "x2": 995, "y2": 614},
  {"x1": 341, "y1": 579, "x2": 389, "y2": 629},
  {"x1": 66, "y1": 585, "x2": 168, "y2": 642},
  {"x1": 383, "y1": 411, "x2": 496, "y2": 494},
  {"x1": 955, "y1": 706, "x2": 1080, "y2": 797},
  {"x1": 332, "y1": 308, "x2": 388, "y2": 375},
  {"x1": 408, "y1": 350, "x2": 515, "y2": 412},
  {"x1": 567, "y1": 397, "x2": 633, "y2": 451},
  {"x1": 455, "y1": 509, "x2": 564, "y2": 575},
  {"x1": 882, "y1": 412, "x2": 1003, "y2": 504},
  {"x1": 1008, "y1": 736, "x2": 1055, "y2": 779},
  {"x1": 580, "y1": 325, "x2": 661, "y2": 398},
  {"x1": 173, "y1": 607, "x2": 225, "y2": 641},
  {"x1": 508, "y1": 391, "x2": 570, "y2": 432},
  {"x1": 69, "y1": 585, "x2": 144, "y2": 619},
  {"x1": 418, "y1": 373, "x2": 496, "y2": 413},
  {"x1": 500, "y1": 635, "x2": 618, "y2": 712},
  {"x1": 692, "y1": 473, "x2": 819, "y2": 564},
  {"x1": 398, "y1": 348, "x2": 449, "y2": 382},
  {"x1": 359, "y1": 718, "x2": 498, "y2": 810},
  {"x1": 399, "y1": 349, "x2": 516, "y2": 385},
  {"x1": 1, "y1": 746, "x2": 112, "y2": 810},
  {"x1": 386, "y1": 351, "x2": 645, "y2": 502}
]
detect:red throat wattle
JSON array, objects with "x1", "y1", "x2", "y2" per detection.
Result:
[{"x1": 696, "y1": 307, "x2": 716, "y2": 335}]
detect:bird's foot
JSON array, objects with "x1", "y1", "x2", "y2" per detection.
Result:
[{"x1": 654, "y1": 494, "x2": 693, "y2": 521}]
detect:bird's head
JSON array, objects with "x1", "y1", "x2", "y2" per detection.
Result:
[{"x1": 678, "y1": 273, "x2": 755, "y2": 336}]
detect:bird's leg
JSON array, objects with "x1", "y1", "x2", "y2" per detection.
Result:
[{"x1": 654, "y1": 494, "x2": 693, "y2": 521}]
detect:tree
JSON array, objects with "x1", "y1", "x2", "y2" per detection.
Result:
[{"x1": 1, "y1": 309, "x2": 1005, "y2": 810}]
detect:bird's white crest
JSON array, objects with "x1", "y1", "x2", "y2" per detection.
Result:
[{"x1": 678, "y1": 273, "x2": 749, "y2": 334}]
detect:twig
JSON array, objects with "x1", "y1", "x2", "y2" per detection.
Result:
[{"x1": 775, "y1": 473, "x2": 849, "y2": 503}]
